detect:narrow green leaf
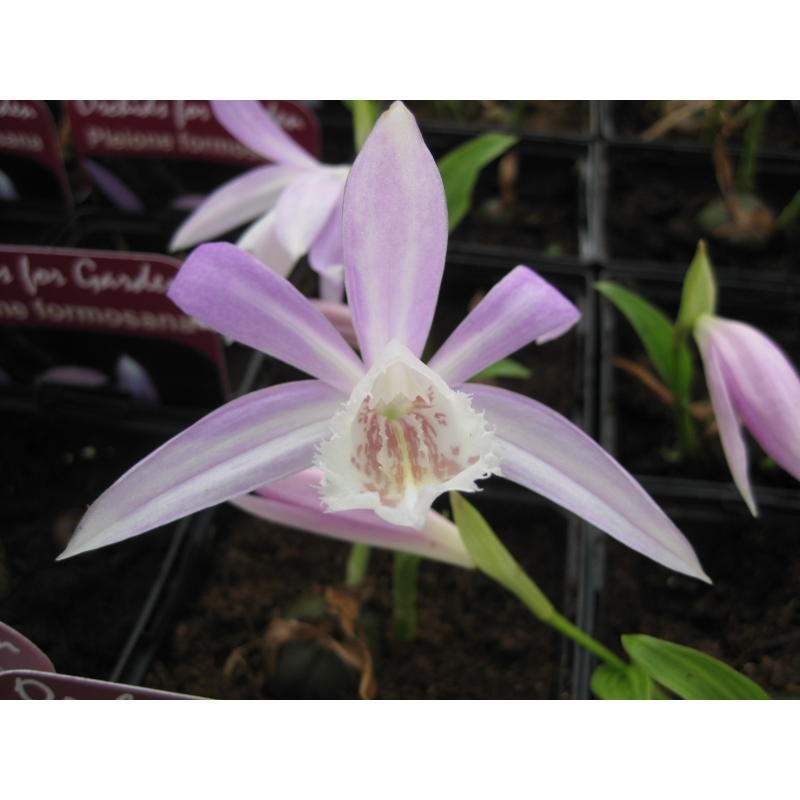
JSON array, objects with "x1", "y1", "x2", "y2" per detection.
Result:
[
  {"x1": 438, "y1": 133, "x2": 519, "y2": 231},
  {"x1": 596, "y1": 280, "x2": 692, "y2": 397},
  {"x1": 622, "y1": 634, "x2": 771, "y2": 700},
  {"x1": 344, "y1": 100, "x2": 381, "y2": 153},
  {"x1": 775, "y1": 187, "x2": 800, "y2": 231},
  {"x1": 591, "y1": 662, "x2": 655, "y2": 700},
  {"x1": 449, "y1": 492, "x2": 553, "y2": 619},
  {"x1": 468, "y1": 358, "x2": 532, "y2": 382},
  {"x1": 675, "y1": 241, "x2": 717, "y2": 343}
]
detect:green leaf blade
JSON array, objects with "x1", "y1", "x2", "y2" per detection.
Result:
[
  {"x1": 591, "y1": 662, "x2": 657, "y2": 700},
  {"x1": 468, "y1": 357, "x2": 532, "y2": 382},
  {"x1": 596, "y1": 281, "x2": 689, "y2": 394},
  {"x1": 438, "y1": 133, "x2": 519, "y2": 232},
  {"x1": 622, "y1": 634, "x2": 770, "y2": 700}
]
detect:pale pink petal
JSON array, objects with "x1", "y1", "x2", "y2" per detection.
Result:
[
  {"x1": 696, "y1": 315, "x2": 800, "y2": 511},
  {"x1": 694, "y1": 318, "x2": 755, "y2": 513},
  {"x1": 0, "y1": 168, "x2": 19, "y2": 201},
  {"x1": 236, "y1": 208, "x2": 296, "y2": 277},
  {"x1": 308, "y1": 192, "x2": 345, "y2": 303},
  {"x1": 38, "y1": 366, "x2": 108, "y2": 388},
  {"x1": 274, "y1": 171, "x2": 344, "y2": 260},
  {"x1": 309, "y1": 300, "x2": 358, "y2": 347},
  {"x1": 84, "y1": 159, "x2": 144, "y2": 213},
  {"x1": 58, "y1": 381, "x2": 346, "y2": 560},
  {"x1": 168, "y1": 243, "x2": 365, "y2": 394},
  {"x1": 115, "y1": 355, "x2": 159, "y2": 405},
  {"x1": 468, "y1": 384, "x2": 709, "y2": 581},
  {"x1": 211, "y1": 100, "x2": 319, "y2": 170},
  {"x1": 428, "y1": 266, "x2": 581, "y2": 385},
  {"x1": 343, "y1": 101, "x2": 448, "y2": 366},
  {"x1": 169, "y1": 165, "x2": 302, "y2": 252},
  {"x1": 319, "y1": 273, "x2": 344, "y2": 303},
  {"x1": 230, "y1": 469, "x2": 473, "y2": 568}
]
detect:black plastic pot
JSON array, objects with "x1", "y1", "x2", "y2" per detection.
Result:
[
  {"x1": 0, "y1": 204, "x2": 73, "y2": 247},
  {"x1": 0, "y1": 408, "x2": 190, "y2": 681},
  {"x1": 601, "y1": 144, "x2": 800, "y2": 274},
  {"x1": 602, "y1": 100, "x2": 800, "y2": 154},
  {"x1": 316, "y1": 101, "x2": 599, "y2": 148}
]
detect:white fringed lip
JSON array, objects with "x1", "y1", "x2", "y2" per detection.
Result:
[{"x1": 314, "y1": 339, "x2": 502, "y2": 528}]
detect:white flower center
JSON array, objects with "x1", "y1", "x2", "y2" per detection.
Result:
[{"x1": 314, "y1": 339, "x2": 502, "y2": 528}]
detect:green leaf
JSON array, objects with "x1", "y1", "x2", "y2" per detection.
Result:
[
  {"x1": 596, "y1": 280, "x2": 693, "y2": 398},
  {"x1": 438, "y1": 133, "x2": 519, "y2": 231},
  {"x1": 344, "y1": 100, "x2": 381, "y2": 153},
  {"x1": 591, "y1": 662, "x2": 658, "y2": 700},
  {"x1": 775, "y1": 186, "x2": 800, "y2": 231},
  {"x1": 449, "y1": 492, "x2": 553, "y2": 620},
  {"x1": 675, "y1": 241, "x2": 717, "y2": 342},
  {"x1": 622, "y1": 634, "x2": 771, "y2": 700},
  {"x1": 468, "y1": 358, "x2": 532, "y2": 382}
]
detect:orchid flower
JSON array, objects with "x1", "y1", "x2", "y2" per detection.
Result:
[
  {"x1": 61, "y1": 102, "x2": 707, "y2": 582},
  {"x1": 678, "y1": 242, "x2": 800, "y2": 514},
  {"x1": 169, "y1": 101, "x2": 349, "y2": 302},
  {"x1": 36, "y1": 355, "x2": 159, "y2": 404},
  {"x1": 694, "y1": 316, "x2": 800, "y2": 515}
]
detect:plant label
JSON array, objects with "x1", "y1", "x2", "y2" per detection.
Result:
[{"x1": 0, "y1": 100, "x2": 72, "y2": 204}]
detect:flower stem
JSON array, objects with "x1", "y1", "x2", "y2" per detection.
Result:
[
  {"x1": 345, "y1": 543, "x2": 372, "y2": 587},
  {"x1": 392, "y1": 551, "x2": 421, "y2": 642},
  {"x1": 497, "y1": 552, "x2": 628, "y2": 670},
  {"x1": 450, "y1": 491, "x2": 628, "y2": 671},
  {"x1": 674, "y1": 397, "x2": 697, "y2": 459},
  {"x1": 541, "y1": 609, "x2": 628, "y2": 671},
  {"x1": 736, "y1": 100, "x2": 775, "y2": 192}
]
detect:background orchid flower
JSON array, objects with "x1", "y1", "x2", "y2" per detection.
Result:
[
  {"x1": 694, "y1": 316, "x2": 800, "y2": 515},
  {"x1": 678, "y1": 241, "x2": 800, "y2": 514},
  {"x1": 36, "y1": 355, "x2": 159, "y2": 404},
  {"x1": 61, "y1": 102, "x2": 707, "y2": 583},
  {"x1": 169, "y1": 100, "x2": 349, "y2": 302}
]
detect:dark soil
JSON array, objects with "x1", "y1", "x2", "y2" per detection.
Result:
[
  {"x1": 450, "y1": 152, "x2": 581, "y2": 255},
  {"x1": 604, "y1": 275, "x2": 800, "y2": 491},
  {"x1": 143, "y1": 500, "x2": 570, "y2": 700},
  {"x1": 611, "y1": 101, "x2": 800, "y2": 150},
  {"x1": 600, "y1": 518, "x2": 800, "y2": 698},
  {"x1": 0, "y1": 412, "x2": 173, "y2": 679},
  {"x1": 606, "y1": 147, "x2": 800, "y2": 273},
  {"x1": 407, "y1": 101, "x2": 591, "y2": 136}
]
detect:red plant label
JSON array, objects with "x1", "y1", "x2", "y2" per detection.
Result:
[
  {"x1": 0, "y1": 670, "x2": 200, "y2": 699},
  {"x1": 0, "y1": 245, "x2": 229, "y2": 399},
  {"x1": 0, "y1": 100, "x2": 72, "y2": 203},
  {"x1": 66, "y1": 100, "x2": 320, "y2": 164}
]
